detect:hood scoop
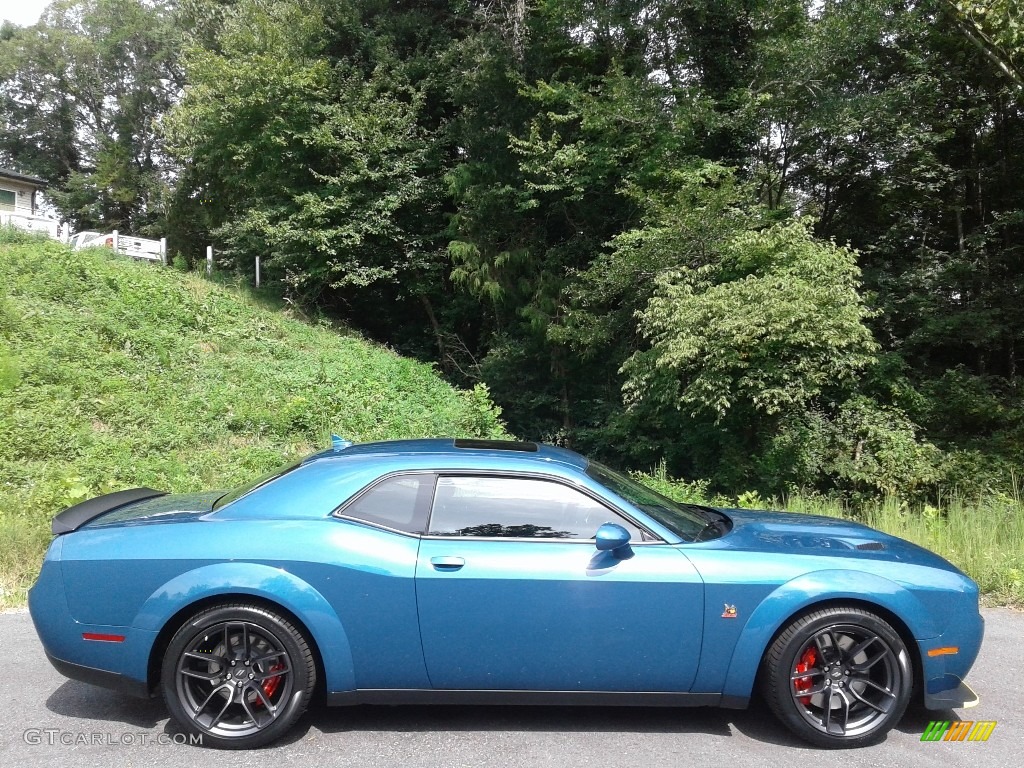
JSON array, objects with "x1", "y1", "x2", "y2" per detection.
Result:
[
  {"x1": 753, "y1": 531, "x2": 887, "y2": 553},
  {"x1": 854, "y1": 541, "x2": 885, "y2": 551}
]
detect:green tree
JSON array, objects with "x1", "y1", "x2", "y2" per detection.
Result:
[
  {"x1": 736, "y1": 0, "x2": 1024, "y2": 491},
  {"x1": 166, "y1": 0, "x2": 425, "y2": 304},
  {"x1": 0, "y1": 0, "x2": 182, "y2": 232},
  {"x1": 949, "y1": 0, "x2": 1023, "y2": 85},
  {"x1": 619, "y1": 218, "x2": 894, "y2": 491}
]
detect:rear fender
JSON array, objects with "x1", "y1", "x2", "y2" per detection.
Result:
[
  {"x1": 131, "y1": 562, "x2": 355, "y2": 693},
  {"x1": 719, "y1": 570, "x2": 937, "y2": 703}
]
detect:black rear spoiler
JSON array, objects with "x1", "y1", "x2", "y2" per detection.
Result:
[{"x1": 52, "y1": 488, "x2": 166, "y2": 535}]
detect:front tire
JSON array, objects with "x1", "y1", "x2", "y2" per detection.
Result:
[
  {"x1": 161, "y1": 603, "x2": 316, "y2": 749},
  {"x1": 761, "y1": 606, "x2": 912, "y2": 748}
]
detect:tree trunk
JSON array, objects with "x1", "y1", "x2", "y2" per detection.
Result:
[{"x1": 420, "y1": 294, "x2": 447, "y2": 368}]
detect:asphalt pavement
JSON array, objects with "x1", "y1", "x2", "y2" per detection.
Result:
[{"x1": 1, "y1": 607, "x2": 1020, "y2": 767}]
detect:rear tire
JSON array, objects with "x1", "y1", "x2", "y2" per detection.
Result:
[
  {"x1": 161, "y1": 603, "x2": 316, "y2": 749},
  {"x1": 760, "y1": 606, "x2": 912, "y2": 748}
]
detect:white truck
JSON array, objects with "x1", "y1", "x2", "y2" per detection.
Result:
[{"x1": 70, "y1": 230, "x2": 166, "y2": 263}]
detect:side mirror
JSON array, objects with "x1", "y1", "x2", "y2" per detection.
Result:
[{"x1": 595, "y1": 523, "x2": 631, "y2": 553}]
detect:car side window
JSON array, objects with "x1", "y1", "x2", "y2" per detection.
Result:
[
  {"x1": 427, "y1": 476, "x2": 645, "y2": 540},
  {"x1": 338, "y1": 474, "x2": 434, "y2": 534}
]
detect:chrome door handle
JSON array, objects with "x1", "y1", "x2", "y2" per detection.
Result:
[{"x1": 430, "y1": 556, "x2": 465, "y2": 571}]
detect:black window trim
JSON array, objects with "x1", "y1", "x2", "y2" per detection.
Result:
[
  {"x1": 422, "y1": 470, "x2": 665, "y2": 544},
  {"x1": 330, "y1": 470, "x2": 437, "y2": 537},
  {"x1": 330, "y1": 469, "x2": 666, "y2": 543}
]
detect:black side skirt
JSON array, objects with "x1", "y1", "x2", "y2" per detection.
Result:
[{"x1": 327, "y1": 689, "x2": 726, "y2": 708}]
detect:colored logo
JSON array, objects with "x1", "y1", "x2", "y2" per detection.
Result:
[
  {"x1": 921, "y1": 721, "x2": 996, "y2": 742},
  {"x1": 721, "y1": 604, "x2": 737, "y2": 619}
]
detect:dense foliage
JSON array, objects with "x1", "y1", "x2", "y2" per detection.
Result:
[{"x1": 2, "y1": 0, "x2": 1022, "y2": 499}]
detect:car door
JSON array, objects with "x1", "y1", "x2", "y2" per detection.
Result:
[{"x1": 415, "y1": 473, "x2": 704, "y2": 692}]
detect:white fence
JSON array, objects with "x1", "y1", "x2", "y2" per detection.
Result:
[
  {"x1": 1, "y1": 216, "x2": 238, "y2": 280},
  {"x1": 1, "y1": 211, "x2": 60, "y2": 239},
  {"x1": 4, "y1": 215, "x2": 174, "y2": 267},
  {"x1": 71, "y1": 230, "x2": 167, "y2": 263}
]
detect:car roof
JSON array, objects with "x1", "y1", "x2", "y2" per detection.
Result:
[{"x1": 304, "y1": 438, "x2": 589, "y2": 471}]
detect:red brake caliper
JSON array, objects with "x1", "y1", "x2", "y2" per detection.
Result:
[
  {"x1": 254, "y1": 662, "x2": 286, "y2": 708},
  {"x1": 793, "y1": 647, "x2": 817, "y2": 705}
]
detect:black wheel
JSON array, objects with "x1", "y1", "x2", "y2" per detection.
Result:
[
  {"x1": 161, "y1": 603, "x2": 316, "y2": 749},
  {"x1": 761, "y1": 606, "x2": 912, "y2": 748}
]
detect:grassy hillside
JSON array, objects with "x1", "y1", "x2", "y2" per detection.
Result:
[{"x1": 0, "y1": 229, "x2": 504, "y2": 608}]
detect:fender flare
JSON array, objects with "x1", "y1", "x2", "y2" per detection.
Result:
[
  {"x1": 129, "y1": 562, "x2": 355, "y2": 693},
  {"x1": 720, "y1": 569, "x2": 937, "y2": 702}
]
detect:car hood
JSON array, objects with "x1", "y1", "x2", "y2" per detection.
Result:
[
  {"x1": 82, "y1": 491, "x2": 223, "y2": 529},
  {"x1": 712, "y1": 507, "x2": 964, "y2": 574}
]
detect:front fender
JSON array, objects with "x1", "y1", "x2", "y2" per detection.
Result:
[
  {"x1": 719, "y1": 570, "x2": 937, "y2": 704},
  {"x1": 129, "y1": 562, "x2": 355, "y2": 693}
]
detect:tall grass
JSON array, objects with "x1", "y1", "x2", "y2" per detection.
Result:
[{"x1": 0, "y1": 516, "x2": 51, "y2": 609}]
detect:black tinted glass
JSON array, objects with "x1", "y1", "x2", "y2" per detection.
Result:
[{"x1": 341, "y1": 474, "x2": 433, "y2": 533}]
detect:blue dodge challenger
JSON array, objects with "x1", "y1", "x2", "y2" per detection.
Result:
[{"x1": 29, "y1": 438, "x2": 982, "y2": 749}]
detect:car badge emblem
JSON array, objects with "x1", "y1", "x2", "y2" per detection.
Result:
[{"x1": 721, "y1": 604, "x2": 738, "y2": 619}]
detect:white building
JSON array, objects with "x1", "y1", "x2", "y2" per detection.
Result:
[{"x1": 0, "y1": 167, "x2": 60, "y2": 239}]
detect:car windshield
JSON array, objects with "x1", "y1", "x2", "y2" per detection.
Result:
[
  {"x1": 585, "y1": 461, "x2": 709, "y2": 541},
  {"x1": 212, "y1": 460, "x2": 302, "y2": 509}
]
